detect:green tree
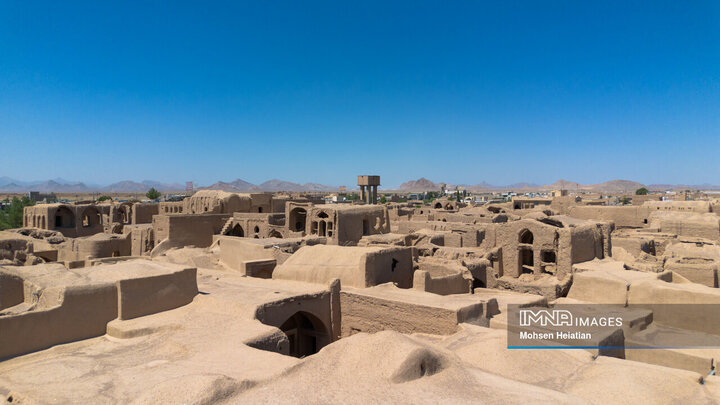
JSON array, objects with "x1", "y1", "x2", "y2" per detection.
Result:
[
  {"x1": 423, "y1": 191, "x2": 437, "y2": 204},
  {"x1": 619, "y1": 197, "x2": 631, "y2": 205},
  {"x1": 0, "y1": 196, "x2": 34, "y2": 230},
  {"x1": 146, "y1": 188, "x2": 161, "y2": 200},
  {"x1": 97, "y1": 195, "x2": 112, "y2": 202},
  {"x1": 635, "y1": 187, "x2": 649, "y2": 195},
  {"x1": 380, "y1": 195, "x2": 387, "y2": 204}
]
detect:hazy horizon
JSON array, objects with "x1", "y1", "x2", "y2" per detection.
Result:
[
  {"x1": 2, "y1": 175, "x2": 720, "y2": 191},
  {"x1": 1, "y1": 1, "x2": 717, "y2": 187}
]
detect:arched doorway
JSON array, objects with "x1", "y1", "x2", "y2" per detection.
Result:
[
  {"x1": 117, "y1": 204, "x2": 132, "y2": 224},
  {"x1": 289, "y1": 207, "x2": 307, "y2": 232},
  {"x1": 518, "y1": 229, "x2": 534, "y2": 275},
  {"x1": 54, "y1": 206, "x2": 75, "y2": 229},
  {"x1": 81, "y1": 207, "x2": 102, "y2": 228},
  {"x1": 434, "y1": 202, "x2": 443, "y2": 209},
  {"x1": 268, "y1": 229, "x2": 283, "y2": 238},
  {"x1": 228, "y1": 224, "x2": 244, "y2": 237},
  {"x1": 280, "y1": 311, "x2": 330, "y2": 358}
]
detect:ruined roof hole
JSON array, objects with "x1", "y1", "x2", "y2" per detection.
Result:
[{"x1": 280, "y1": 311, "x2": 329, "y2": 358}]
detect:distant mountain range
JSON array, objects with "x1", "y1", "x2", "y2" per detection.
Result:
[
  {"x1": 397, "y1": 178, "x2": 440, "y2": 191},
  {"x1": 2, "y1": 175, "x2": 719, "y2": 194},
  {"x1": 199, "y1": 179, "x2": 339, "y2": 192},
  {"x1": 395, "y1": 178, "x2": 720, "y2": 192},
  {"x1": 0, "y1": 177, "x2": 339, "y2": 193}
]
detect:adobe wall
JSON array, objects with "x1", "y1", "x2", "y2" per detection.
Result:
[
  {"x1": 307, "y1": 205, "x2": 390, "y2": 245},
  {"x1": 272, "y1": 245, "x2": 413, "y2": 288},
  {"x1": 0, "y1": 283, "x2": 119, "y2": 360},
  {"x1": 567, "y1": 205, "x2": 649, "y2": 228},
  {"x1": 339, "y1": 288, "x2": 490, "y2": 336},
  {"x1": 664, "y1": 257, "x2": 718, "y2": 288},
  {"x1": 131, "y1": 203, "x2": 159, "y2": 224},
  {"x1": 495, "y1": 220, "x2": 570, "y2": 279},
  {"x1": 124, "y1": 224, "x2": 154, "y2": 256},
  {"x1": 413, "y1": 270, "x2": 470, "y2": 295},
  {"x1": 644, "y1": 201, "x2": 712, "y2": 213},
  {"x1": 159, "y1": 201, "x2": 185, "y2": 215},
  {"x1": 249, "y1": 193, "x2": 272, "y2": 213},
  {"x1": 363, "y1": 247, "x2": 414, "y2": 288},
  {"x1": 570, "y1": 224, "x2": 605, "y2": 264},
  {"x1": 649, "y1": 212, "x2": 720, "y2": 240},
  {"x1": 153, "y1": 213, "x2": 231, "y2": 248},
  {"x1": 58, "y1": 234, "x2": 132, "y2": 261},
  {"x1": 254, "y1": 288, "x2": 335, "y2": 352},
  {"x1": 183, "y1": 190, "x2": 251, "y2": 214},
  {"x1": 222, "y1": 213, "x2": 287, "y2": 239},
  {"x1": 23, "y1": 204, "x2": 106, "y2": 237},
  {"x1": 0, "y1": 272, "x2": 24, "y2": 310},
  {"x1": 218, "y1": 236, "x2": 300, "y2": 269},
  {"x1": 117, "y1": 267, "x2": 198, "y2": 320}
]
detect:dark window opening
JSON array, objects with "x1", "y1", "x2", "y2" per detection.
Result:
[
  {"x1": 519, "y1": 229, "x2": 533, "y2": 244},
  {"x1": 541, "y1": 250, "x2": 556, "y2": 263},
  {"x1": 362, "y1": 219, "x2": 370, "y2": 235},
  {"x1": 391, "y1": 258, "x2": 398, "y2": 272}
]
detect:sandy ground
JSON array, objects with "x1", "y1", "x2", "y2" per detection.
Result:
[{"x1": 2, "y1": 263, "x2": 720, "y2": 404}]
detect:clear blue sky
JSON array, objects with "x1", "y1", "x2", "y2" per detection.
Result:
[{"x1": 1, "y1": 1, "x2": 718, "y2": 188}]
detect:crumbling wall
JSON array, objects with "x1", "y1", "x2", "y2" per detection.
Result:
[{"x1": 567, "y1": 206, "x2": 649, "y2": 228}]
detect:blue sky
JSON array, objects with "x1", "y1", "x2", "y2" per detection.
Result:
[{"x1": 0, "y1": 1, "x2": 718, "y2": 188}]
